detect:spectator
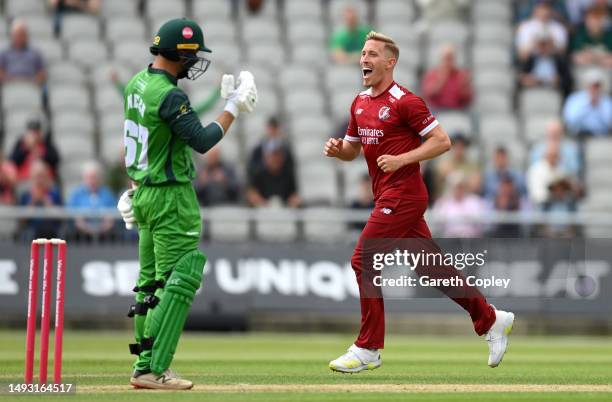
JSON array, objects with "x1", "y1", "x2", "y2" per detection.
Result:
[
  {"x1": 519, "y1": 29, "x2": 573, "y2": 96},
  {"x1": 67, "y1": 160, "x2": 117, "y2": 242},
  {"x1": 529, "y1": 119, "x2": 581, "y2": 176},
  {"x1": 244, "y1": 0, "x2": 265, "y2": 16},
  {"x1": 0, "y1": 152, "x2": 17, "y2": 205},
  {"x1": 433, "y1": 173, "x2": 487, "y2": 238},
  {"x1": 483, "y1": 147, "x2": 527, "y2": 201},
  {"x1": 9, "y1": 119, "x2": 60, "y2": 181},
  {"x1": 18, "y1": 160, "x2": 62, "y2": 239},
  {"x1": 247, "y1": 139, "x2": 301, "y2": 208},
  {"x1": 571, "y1": 7, "x2": 612, "y2": 68},
  {"x1": 516, "y1": 0, "x2": 569, "y2": 61},
  {"x1": 566, "y1": 0, "x2": 612, "y2": 27},
  {"x1": 540, "y1": 175, "x2": 579, "y2": 237},
  {"x1": 248, "y1": 116, "x2": 294, "y2": 174},
  {"x1": 490, "y1": 174, "x2": 523, "y2": 237},
  {"x1": 515, "y1": 0, "x2": 570, "y2": 24},
  {"x1": 527, "y1": 141, "x2": 570, "y2": 205},
  {"x1": 194, "y1": 147, "x2": 240, "y2": 206},
  {"x1": 0, "y1": 20, "x2": 46, "y2": 85},
  {"x1": 563, "y1": 69, "x2": 612, "y2": 136},
  {"x1": 433, "y1": 133, "x2": 480, "y2": 200},
  {"x1": 349, "y1": 174, "x2": 374, "y2": 230},
  {"x1": 49, "y1": 0, "x2": 100, "y2": 36},
  {"x1": 329, "y1": 6, "x2": 372, "y2": 64},
  {"x1": 421, "y1": 44, "x2": 473, "y2": 111}
]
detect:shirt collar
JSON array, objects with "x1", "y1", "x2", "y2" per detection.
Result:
[{"x1": 147, "y1": 64, "x2": 177, "y2": 85}]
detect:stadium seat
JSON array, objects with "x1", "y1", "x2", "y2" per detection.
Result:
[
  {"x1": 113, "y1": 41, "x2": 153, "y2": 70},
  {"x1": 585, "y1": 138, "x2": 612, "y2": 165},
  {"x1": 54, "y1": 132, "x2": 95, "y2": 159},
  {"x1": 285, "y1": 0, "x2": 324, "y2": 21},
  {"x1": 255, "y1": 207, "x2": 298, "y2": 243},
  {"x1": 48, "y1": 85, "x2": 90, "y2": 113},
  {"x1": 52, "y1": 113, "x2": 95, "y2": 137},
  {"x1": 393, "y1": 67, "x2": 418, "y2": 92},
  {"x1": 22, "y1": 15, "x2": 54, "y2": 40},
  {"x1": 329, "y1": 0, "x2": 369, "y2": 24},
  {"x1": 436, "y1": 112, "x2": 473, "y2": 137},
  {"x1": 242, "y1": 18, "x2": 281, "y2": 44},
  {"x1": 285, "y1": 89, "x2": 325, "y2": 116},
  {"x1": 341, "y1": 160, "x2": 369, "y2": 203},
  {"x1": 279, "y1": 65, "x2": 319, "y2": 90},
  {"x1": 105, "y1": 18, "x2": 146, "y2": 42},
  {"x1": 216, "y1": 134, "x2": 242, "y2": 164},
  {"x1": 208, "y1": 40, "x2": 241, "y2": 71},
  {"x1": 245, "y1": 43, "x2": 286, "y2": 69},
  {"x1": 297, "y1": 161, "x2": 339, "y2": 205},
  {"x1": 290, "y1": 115, "x2": 334, "y2": 141},
  {"x1": 68, "y1": 40, "x2": 109, "y2": 69},
  {"x1": 101, "y1": 0, "x2": 138, "y2": 17},
  {"x1": 193, "y1": 0, "x2": 233, "y2": 20},
  {"x1": 374, "y1": 0, "x2": 416, "y2": 23},
  {"x1": 99, "y1": 112, "x2": 124, "y2": 162},
  {"x1": 89, "y1": 62, "x2": 134, "y2": 90},
  {"x1": 34, "y1": 39, "x2": 65, "y2": 64},
  {"x1": 519, "y1": 88, "x2": 562, "y2": 117},
  {"x1": 330, "y1": 89, "x2": 359, "y2": 122},
  {"x1": 426, "y1": 43, "x2": 467, "y2": 69},
  {"x1": 472, "y1": 45, "x2": 512, "y2": 69},
  {"x1": 474, "y1": 92, "x2": 512, "y2": 114},
  {"x1": 209, "y1": 206, "x2": 251, "y2": 242},
  {"x1": 292, "y1": 137, "x2": 325, "y2": 163},
  {"x1": 302, "y1": 208, "x2": 347, "y2": 243},
  {"x1": 291, "y1": 43, "x2": 329, "y2": 67},
  {"x1": 286, "y1": 20, "x2": 327, "y2": 44},
  {"x1": 472, "y1": 1, "x2": 512, "y2": 22},
  {"x1": 251, "y1": 85, "x2": 280, "y2": 117},
  {"x1": 196, "y1": 19, "x2": 237, "y2": 43},
  {"x1": 474, "y1": 23, "x2": 513, "y2": 46},
  {"x1": 479, "y1": 114, "x2": 519, "y2": 144},
  {"x1": 428, "y1": 20, "x2": 470, "y2": 48},
  {"x1": 325, "y1": 65, "x2": 362, "y2": 92},
  {"x1": 237, "y1": 0, "x2": 278, "y2": 20},
  {"x1": 49, "y1": 62, "x2": 86, "y2": 87},
  {"x1": 61, "y1": 15, "x2": 100, "y2": 40},
  {"x1": 5, "y1": 0, "x2": 46, "y2": 16},
  {"x1": 94, "y1": 86, "x2": 123, "y2": 115},
  {"x1": 2, "y1": 109, "x2": 45, "y2": 149},
  {"x1": 240, "y1": 113, "x2": 270, "y2": 150},
  {"x1": 473, "y1": 70, "x2": 515, "y2": 94},
  {"x1": 146, "y1": 0, "x2": 186, "y2": 20},
  {"x1": 524, "y1": 115, "x2": 557, "y2": 143},
  {"x1": 375, "y1": 22, "x2": 418, "y2": 48},
  {"x1": 1, "y1": 82, "x2": 41, "y2": 110}
]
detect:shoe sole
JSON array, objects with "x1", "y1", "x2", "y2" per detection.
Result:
[
  {"x1": 489, "y1": 313, "x2": 515, "y2": 368},
  {"x1": 329, "y1": 361, "x2": 382, "y2": 373},
  {"x1": 130, "y1": 377, "x2": 193, "y2": 390}
]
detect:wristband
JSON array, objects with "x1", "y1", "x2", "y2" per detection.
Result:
[{"x1": 224, "y1": 100, "x2": 239, "y2": 118}]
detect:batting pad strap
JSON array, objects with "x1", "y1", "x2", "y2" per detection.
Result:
[
  {"x1": 126, "y1": 295, "x2": 160, "y2": 317},
  {"x1": 128, "y1": 337, "x2": 154, "y2": 356},
  {"x1": 133, "y1": 280, "x2": 165, "y2": 293}
]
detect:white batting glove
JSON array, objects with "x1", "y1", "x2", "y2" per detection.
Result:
[
  {"x1": 222, "y1": 71, "x2": 257, "y2": 117},
  {"x1": 117, "y1": 188, "x2": 136, "y2": 230}
]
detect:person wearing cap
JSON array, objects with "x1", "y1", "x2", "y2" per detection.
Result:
[
  {"x1": 9, "y1": 119, "x2": 59, "y2": 181},
  {"x1": 562, "y1": 69, "x2": 612, "y2": 136},
  {"x1": 115, "y1": 18, "x2": 257, "y2": 390}
]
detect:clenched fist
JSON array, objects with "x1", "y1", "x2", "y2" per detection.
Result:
[
  {"x1": 324, "y1": 138, "x2": 344, "y2": 157},
  {"x1": 377, "y1": 154, "x2": 404, "y2": 173}
]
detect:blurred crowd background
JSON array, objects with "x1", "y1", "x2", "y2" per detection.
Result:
[{"x1": 0, "y1": 0, "x2": 611, "y2": 243}]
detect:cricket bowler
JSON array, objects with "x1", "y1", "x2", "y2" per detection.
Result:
[
  {"x1": 324, "y1": 31, "x2": 515, "y2": 373},
  {"x1": 116, "y1": 18, "x2": 257, "y2": 389}
]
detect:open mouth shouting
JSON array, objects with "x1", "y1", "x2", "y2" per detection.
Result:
[{"x1": 362, "y1": 66, "x2": 373, "y2": 78}]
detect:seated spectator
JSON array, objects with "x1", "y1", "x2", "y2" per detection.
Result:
[
  {"x1": 421, "y1": 44, "x2": 473, "y2": 111},
  {"x1": 248, "y1": 116, "x2": 294, "y2": 174},
  {"x1": 349, "y1": 174, "x2": 374, "y2": 230},
  {"x1": 540, "y1": 175, "x2": 579, "y2": 238},
  {"x1": 247, "y1": 139, "x2": 301, "y2": 208},
  {"x1": 490, "y1": 174, "x2": 523, "y2": 238},
  {"x1": 244, "y1": 0, "x2": 265, "y2": 16},
  {"x1": 562, "y1": 69, "x2": 612, "y2": 136},
  {"x1": 483, "y1": 147, "x2": 527, "y2": 201},
  {"x1": 571, "y1": 7, "x2": 612, "y2": 68},
  {"x1": 519, "y1": 29, "x2": 572, "y2": 96},
  {"x1": 329, "y1": 6, "x2": 372, "y2": 64},
  {"x1": 195, "y1": 147, "x2": 240, "y2": 206},
  {"x1": 516, "y1": 0, "x2": 569, "y2": 61},
  {"x1": 515, "y1": 0, "x2": 570, "y2": 24},
  {"x1": 10, "y1": 119, "x2": 60, "y2": 181},
  {"x1": 433, "y1": 173, "x2": 487, "y2": 238},
  {"x1": 527, "y1": 141, "x2": 569, "y2": 205},
  {"x1": 67, "y1": 161, "x2": 117, "y2": 242},
  {"x1": 416, "y1": 0, "x2": 470, "y2": 23},
  {"x1": 18, "y1": 160, "x2": 62, "y2": 239},
  {"x1": 49, "y1": 0, "x2": 100, "y2": 36},
  {"x1": 433, "y1": 133, "x2": 480, "y2": 200},
  {"x1": 0, "y1": 20, "x2": 46, "y2": 85},
  {"x1": 529, "y1": 119, "x2": 581, "y2": 176},
  {"x1": 566, "y1": 0, "x2": 612, "y2": 28},
  {"x1": 0, "y1": 152, "x2": 17, "y2": 205}
]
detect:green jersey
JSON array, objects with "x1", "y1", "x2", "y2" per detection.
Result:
[{"x1": 123, "y1": 66, "x2": 223, "y2": 186}]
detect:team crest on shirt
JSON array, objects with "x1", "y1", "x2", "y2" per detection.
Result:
[{"x1": 378, "y1": 106, "x2": 391, "y2": 121}]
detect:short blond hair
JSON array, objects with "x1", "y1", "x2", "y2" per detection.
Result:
[{"x1": 365, "y1": 31, "x2": 399, "y2": 59}]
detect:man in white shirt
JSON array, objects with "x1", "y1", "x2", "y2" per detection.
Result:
[{"x1": 516, "y1": 0, "x2": 568, "y2": 60}]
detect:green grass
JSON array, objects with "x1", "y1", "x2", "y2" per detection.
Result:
[{"x1": 0, "y1": 330, "x2": 610, "y2": 401}]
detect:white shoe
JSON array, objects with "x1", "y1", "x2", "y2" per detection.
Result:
[
  {"x1": 485, "y1": 307, "x2": 515, "y2": 368},
  {"x1": 130, "y1": 369, "x2": 193, "y2": 390},
  {"x1": 329, "y1": 344, "x2": 382, "y2": 373}
]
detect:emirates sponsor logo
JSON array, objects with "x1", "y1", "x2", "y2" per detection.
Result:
[{"x1": 357, "y1": 126, "x2": 384, "y2": 145}]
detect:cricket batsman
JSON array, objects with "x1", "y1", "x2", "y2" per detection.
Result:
[
  {"x1": 324, "y1": 31, "x2": 515, "y2": 373},
  {"x1": 116, "y1": 18, "x2": 257, "y2": 389}
]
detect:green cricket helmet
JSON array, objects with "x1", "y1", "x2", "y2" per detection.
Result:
[{"x1": 150, "y1": 18, "x2": 212, "y2": 80}]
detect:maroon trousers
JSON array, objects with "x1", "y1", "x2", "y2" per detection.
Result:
[{"x1": 351, "y1": 197, "x2": 496, "y2": 349}]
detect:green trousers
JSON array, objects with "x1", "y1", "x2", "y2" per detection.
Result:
[{"x1": 131, "y1": 182, "x2": 202, "y2": 372}]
